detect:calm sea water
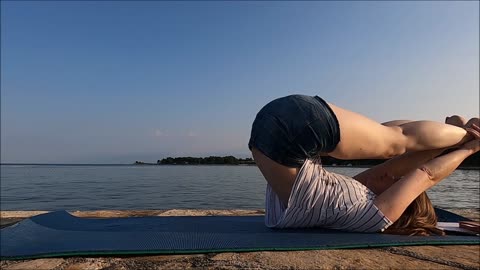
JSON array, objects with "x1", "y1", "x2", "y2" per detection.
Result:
[{"x1": 1, "y1": 165, "x2": 478, "y2": 211}]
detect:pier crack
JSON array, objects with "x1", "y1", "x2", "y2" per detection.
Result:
[{"x1": 382, "y1": 247, "x2": 479, "y2": 270}]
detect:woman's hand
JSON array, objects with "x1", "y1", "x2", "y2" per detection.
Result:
[
  {"x1": 464, "y1": 118, "x2": 480, "y2": 139},
  {"x1": 445, "y1": 115, "x2": 480, "y2": 139},
  {"x1": 460, "y1": 118, "x2": 480, "y2": 154}
]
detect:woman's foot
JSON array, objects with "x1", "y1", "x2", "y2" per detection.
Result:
[
  {"x1": 445, "y1": 115, "x2": 467, "y2": 127},
  {"x1": 446, "y1": 116, "x2": 480, "y2": 139}
]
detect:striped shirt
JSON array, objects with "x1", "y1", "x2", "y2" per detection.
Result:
[{"x1": 265, "y1": 158, "x2": 393, "y2": 233}]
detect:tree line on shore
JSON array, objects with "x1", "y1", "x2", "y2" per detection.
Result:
[
  {"x1": 135, "y1": 156, "x2": 255, "y2": 165},
  {"x1": 134, "y1": 151, "x2": 479, "y2": 168},
  {"x1": 159, "y1": 156, "x2": 254, "y2": 165}
]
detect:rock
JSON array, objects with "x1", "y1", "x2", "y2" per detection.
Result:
[
  {"x1": 4, "y1": 258, "x2": 64, "y2": 270},
  {"x1": 64, "y1": 258, "x2": 111, "y2": 270}
]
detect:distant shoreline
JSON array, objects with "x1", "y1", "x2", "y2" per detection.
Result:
[
  {"x1": 0, "y1": 163, "x2": 132, "y2": 166},
  {"x1": 2, "y1": 163, "x2": 478, "y2": 170},
  {"x1": 134, "y1": 163, "x2": 480, "y2": 170},
  {"x1": 136, "y1": 153, "x2": 480, "y2": 169}
]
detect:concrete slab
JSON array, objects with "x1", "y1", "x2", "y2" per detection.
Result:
[{"x1": 1, "y1": 209, "x2": 478, "y2": 270}]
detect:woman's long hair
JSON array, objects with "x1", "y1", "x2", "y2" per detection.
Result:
[{"x1": 383, "y1": 192, "x2": 445, "y2": 236}]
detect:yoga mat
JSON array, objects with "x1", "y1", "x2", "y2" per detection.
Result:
[{"x1": 1, "y1": 208, "x2": 478, "y2": 260}]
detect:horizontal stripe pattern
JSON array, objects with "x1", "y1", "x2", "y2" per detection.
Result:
[{"x1": 265, "y1": 158, "x2": 392, "y2": 233}]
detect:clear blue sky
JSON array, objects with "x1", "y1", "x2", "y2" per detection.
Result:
[{"x1": 1, "y1": 1, "x2": 479, "y2": 163}]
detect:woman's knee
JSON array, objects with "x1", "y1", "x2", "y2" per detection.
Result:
[
  {"x1": 251, "y1": 148, "x2": 299, "y2": 205},
  {"x1": 330, "y1": 127, "x2": 407, "y2": 160},
  {"x1": 328, "y1": 104, "x2": 409, "y2": 159},
  {"x1": 251, "y1": 148, "x2": 298, "y2": 183},
  {"x1": 382, "y1": 126, "x2": 409, "y2": 158}
]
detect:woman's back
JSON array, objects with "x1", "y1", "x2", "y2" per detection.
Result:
[{"x1": 265, "y1": 158, "x2": 393, "y2": 232}]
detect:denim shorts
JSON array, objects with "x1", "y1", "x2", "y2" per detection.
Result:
[{"x1": 248, "y1": 95, "x2": 340, "y2": 168}]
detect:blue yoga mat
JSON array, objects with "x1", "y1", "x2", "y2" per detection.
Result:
[{"x1": 1, "y1": 208, "x2": 478, "y2": 260}]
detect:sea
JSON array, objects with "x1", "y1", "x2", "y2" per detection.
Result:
[{"x1": 0, "y1": 165, "x2": 479, "y2": 211}]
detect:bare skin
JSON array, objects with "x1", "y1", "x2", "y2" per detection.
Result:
[
  {"x1": 354, "y1": 115, "x2": 479, "y2": 195},
  {"x1": 252, "y1": 147, "x2": 298, "y2": 205},
  {"x1": 252, "y1": 109, "x2": 479, "y2": 207},
  {"x1": 326, "y1": 103, "x2": 475, "y2": 160},
  {"x1": 253, "y1": 137, "x2": 479, "y2": 222},
  {"x1": 367, "y1": 116, "x2": 480, "y2": 222},
  {"x1": 353, "y1": 148, "x2": 449, "y2": 196},
  {"x1": 374, "y1": 138, "x2": 479, "y2": 222}
]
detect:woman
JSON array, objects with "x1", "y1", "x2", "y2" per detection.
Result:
[{"x1": 248, "y1": 95, "x2": 479, "y2": 233}]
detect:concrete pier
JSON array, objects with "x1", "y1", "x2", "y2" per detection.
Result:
[{"x1": 1, "y1": 209, "x2": 479, "y2": 270}]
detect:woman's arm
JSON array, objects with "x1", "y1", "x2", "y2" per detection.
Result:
[
  {"x1": 373, "y1": 139, "x2": 479, "y2": 223},
  {"x1": 353, "y1": 147, "x2": 449, "y2": 195}
]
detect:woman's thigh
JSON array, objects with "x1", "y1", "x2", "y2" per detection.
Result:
[
  {"x1": 327, "y1": 102, "x2": 408, "y2": 160},
  {"x1": 251, "y1": 148, "x2": 299, "y2": 206}
]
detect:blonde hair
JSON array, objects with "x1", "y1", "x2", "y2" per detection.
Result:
[{"x1": 384, "y1": 192, "x2": 445, "y2": 236}]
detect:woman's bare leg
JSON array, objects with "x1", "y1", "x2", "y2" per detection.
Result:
[
  {"x1": 445, "y1": 115, "x2": 467, "y2": 127},
  {"x1": 251, "y1": 119, "x2": 422, "y2": 207},
  {"x1": 251, "y1": 112, "x2": 476, "y2": 207},
  {"x1": 327, "y1": 103, "x2": 474, "y2": 160},
  {"x1": 251, "y1": 147, "x2": 299, "y2": 206},
  {"x1": 354, "y1": 116, "x2": 468, "y2": 195}
]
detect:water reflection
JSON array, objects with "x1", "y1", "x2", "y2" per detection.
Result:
[{"x1": 1, "y1": 165, "x2": 478, "y2": 211}]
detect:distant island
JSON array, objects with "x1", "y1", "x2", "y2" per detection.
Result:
[
  {"x1": 134, "y1": 156, "x2": 255, "y2": 165},
  {"x1": 134, "y1": 151, "x2": 480, "y2": 169}
]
